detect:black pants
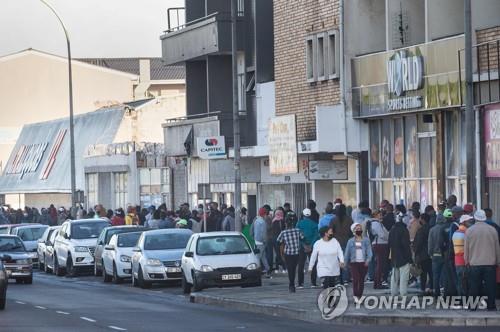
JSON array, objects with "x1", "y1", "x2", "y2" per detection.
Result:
[
  {"x1": 322, "y1": 276, "x2": 341, "y2": 289},
  {"x1": 284, "y1": 254, "x2": 299, "y2": 288},
  {"x1": 468, "y1": 265, "x2": 497, "y2": 310},
  {"x1": 298, "y1": 248, "x2": 317, "y2": 286},
  {"x1": 419, "y1": 259, "x2": 433, "y2": 292}
]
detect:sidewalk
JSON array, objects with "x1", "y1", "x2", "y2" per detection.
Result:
[{"x1": 190, "y1": 274, "x2": 500, "y2": 326}]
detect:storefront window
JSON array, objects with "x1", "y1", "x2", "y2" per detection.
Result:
[
  {"x1": 369, "y1": 121, "x2": 380, "y2": 179},
  {"x1": 419, "y1": 137, "x2": 432, "y2": 178},
  {"x1": 382, "y1": 181, "x2": 393, "y2": 202},
  {"x1": 393, "y1": 118, "x2": 404, "y2": 178},
  {"x1": 139, "y1": 168, "x2": 163, "y2": 208},
  {"x1": 86, "y1": 173, "x2": 98, "y2": 209},
  {"x1": 381, "y1": 120, "x2": 392, "y2": 178},
  {"x1": 406, "y1": 181, "x2": 419, "y2": 206},
  {"x1": 114, "y1": 172, "x2": 128, "y2": 209},
  {"x1": 333, "y1": 183, "x2": 356, "y2": 209},
  {"x1": 405, "y1": 115, "x2": 418, "y2": 178}
]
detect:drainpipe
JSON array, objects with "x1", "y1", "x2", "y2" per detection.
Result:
[
  {"x1": 475, "y1": 108, "x2": 481, "y2": 208},
  {"x1": 340, "y1": 0, "x2": 353, "y2": 160}
]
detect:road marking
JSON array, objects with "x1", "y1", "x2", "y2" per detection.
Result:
[
  {"x1": 108, "y1": 326, "x2": 127, "y2": 331},
  {"x1": 15, "y1": 301, "x2": 26, "y2": 305},
  {"x1": 80, "y1": 317, "x2": 97, "y2": 323},
  {"x1": 35, "y1": 306, "x2": 47, "y2": 310},
  {"x1": 56, "y1": 311, "x2": 70, "y2": 315}
]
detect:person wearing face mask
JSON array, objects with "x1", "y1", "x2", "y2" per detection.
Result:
[
  {"x1": 308, "y1": 226, "x2": 344, "y2": 289},
  {"x1": 345, "y1": 223, "x2": 373, "y2": 298}
]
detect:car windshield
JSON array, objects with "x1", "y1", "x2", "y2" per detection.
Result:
[
  {"x1": 0, "y1": 237, "x2": 26, "y2": 252},
  {"x1": 196, "y1": 236, "x2": 252, "y2": 256},
  {"x1": 117, "y1": 233, "x2": 142, "y2": 248},
  {"x1": 105, "y1": 228, "x2": 140, "y2": 244},
  {"x1": 17, "y1": 226, "x2": 48, "y2": 241},
  {"x1": 71, "y1": 222, "x2": 109, "y2": 240},
  {"x1": 144, "y1": 233, "x2": 191, "y2": 250}
]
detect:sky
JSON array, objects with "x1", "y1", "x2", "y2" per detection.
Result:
[{"x1": 0, "y1": 0, "x2": 184, "y2": 58}]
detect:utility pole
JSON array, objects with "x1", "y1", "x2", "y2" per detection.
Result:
[
  {"x1": 464, "y1": 0, "x2": 475, "y2": 204},
  {"x1": 40, "y1": 0, "x2": 77, "y2": 210},
  {"x1": 231, "y1": 0, "x2": 242, "y2": 232}
]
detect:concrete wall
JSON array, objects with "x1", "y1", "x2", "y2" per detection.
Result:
[
  {"x1": 387, "y1": 0, "x2": 425, "y2": 49},
  {"x1": 0, "y1": 50, "x2": 136, "y2": 169},
  {"x1": 24, "y1": 193, "x2": 72, "y2": 210},
  {"x1": 256, "y1": 82, "x2": 276, "y2": 147},
  {"x1": 426, "y1": 0, "x2": 463, "y2": 42}
]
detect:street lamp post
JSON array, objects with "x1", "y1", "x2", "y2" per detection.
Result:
[{"x1": 39, "y1": 0, "x2": 77, "y2": 209}]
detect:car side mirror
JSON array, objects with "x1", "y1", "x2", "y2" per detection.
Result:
[
  {"x1": 253, "y1": 248, "x2": 260, "y2": 254},
  {"x1": 184, "y1": 251, "x2": 194, "y2": 258},
  {"x1": 132, "y1": 247, "x2": 141, "y2": 253},
  {"x1": 104, "y1": 245, "x2": 115, "y2": 251}
]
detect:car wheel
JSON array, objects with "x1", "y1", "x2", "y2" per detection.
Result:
[
  {"x1": 138, "y1": 267, "x2": 151, "y2": 289},
  {"x1": 132, "y1": 271, "x2": 138, "y2": 287},
  {"x1": 54, "y1": 254, "x2": 65, "y2": 276},
  {"x1": 103, "y1": 262, "x2": 112, "y2": 283},
  {"x1": 0, "y1": 289, "x2": 6, "y2": 310},
  {"x1": 112, "y1": 262, "x2": 122, "y2": 284},
  {"x1": 66, "y1": 255, "x2": 76, "y2": 278},
  {"x1": 94, "y1": 261, "x2": 102, "y2": 277},
  {"x1": 24, "y1": 275, "x2": 33, "y2": 284},
  {"x1": 192, "y1": 271, "x2": 203, "y2": 292},
  {"x1": 38, "y1": 255, "x2": 44, "y2": 271},
  {"x1": 182, "y1": 271, "x2": 192, "y2": 294},
  {"x1": 44, "y1": 257, "x2": 50, "y2": 274}
]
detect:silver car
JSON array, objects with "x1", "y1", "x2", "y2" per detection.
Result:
[
  {"x1": 10, "y1": 224, "x2": 48, "y2": 268},
  {"x1": 0, "y1": 235, "x2": 33, "y2": 284},
  {"x1": 131, "y1": 229, "x2": 192, "y2": 289},
  {"x1": 37, "y1": 226, "x2": 61, "y2": 272}
]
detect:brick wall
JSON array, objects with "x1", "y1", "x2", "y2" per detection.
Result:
[
  {"x1": 476, "y1": 26, "x2": 500, "y2": 72},
  {"x1": 274, "y1": 0, "x2": 341, "y2": 141}
]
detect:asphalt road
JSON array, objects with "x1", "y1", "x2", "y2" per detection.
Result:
[{"x1": 0, "y1": 271, "x2": 499, "y2": 332}]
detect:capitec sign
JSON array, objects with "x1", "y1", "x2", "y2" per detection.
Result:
[
  {"x1": 6, "y1": 143, "x2": 48, "y2": 179},
  {"x1": 196, "y1": 136, "x2": 226, "y2": 159},
  {"x1": 386, "y1": 50, "x2": 424, "y2": 111}
]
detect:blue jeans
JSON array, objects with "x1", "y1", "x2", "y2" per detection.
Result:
[
  {"x1": 256, "y1": 244, "x2": 270, "y2": 272},
  {"x1": 432, "y1": 256, "x2": 445, "y2": 296},
  {"x1": 468, "y1": 265, "x2": 497, "y2": 310}
]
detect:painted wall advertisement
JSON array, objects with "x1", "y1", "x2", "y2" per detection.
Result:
[
  {"x1": 268, "y1": 115, "x2": 298, "y2": 175},
  {"x1": 485, "y1": 105, "x2": 500, "y2": 177}
]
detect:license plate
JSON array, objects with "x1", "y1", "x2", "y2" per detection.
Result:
[
  {"x1": 222, "y1": 274, "x2": 241, "y2": 280},
  {"x1": 166, "y1": 267, "x2": 181, "y2": 273}
]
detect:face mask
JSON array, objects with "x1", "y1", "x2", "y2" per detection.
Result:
[
  {"x1": 327, "y1": 234, "x2": 334, "y2": 240},
  {"x1": 355, "y1": 230, "x2": 363, "y2": 236}
]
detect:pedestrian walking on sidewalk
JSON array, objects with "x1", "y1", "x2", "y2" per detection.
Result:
[
  {"x1": 345, "y1": 223, "x2": 372, "y2": 298},
  {"x1": 277, "y1": 212, "x2": 303, "y2": 293},
  {"x1": 388, "y1": 212, "x2": 413, "y2": 296},
  {"x1": 465, "y1": 209, "x2": 500, "y2": 311},
  {"x1": 297, "y1": 209, "x2": 319, "y2": 288},
  {"x1": 308, "y1": 226, "x2": 344, "y2": 289},
  {"x1": 252, "y1": 207, "x2": 271, "y2": 277}
]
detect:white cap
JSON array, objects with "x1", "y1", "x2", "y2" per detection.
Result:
[
  {"x1": 474, "y1": 209, "x2": 487, "y2": 221},
  {"x1": 302, "y1": 208, "x2": 311, "y2": 217},
  {"x1": 459, "y1": 214, "x2": 473, "y2": 224},
  {"x1": 351, "y1": 222, "x2": 361, "y2": 234}
]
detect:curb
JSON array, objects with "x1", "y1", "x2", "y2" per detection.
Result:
[{"x1": 190, "y1": 293, "x2": 500, "y2": 326}]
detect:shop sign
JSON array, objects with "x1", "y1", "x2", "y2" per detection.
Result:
[
  {"x1": 484, "y1": 105, "x2": 500, "y2": 177},
  {"x1": 196, "y1": 136, "x2": 226, "y2": 159},
  {"x1": 387, "y1": 50, "x2": 424, "y2": 111},
  {"x1": 309, "y1": 160, "x2": 348, "y2": 180},
  {"x1": 6, "y1": 142, "x2": 48, "y2": 179},
  {"x1": 268, "y1": 115, "x2": 298, "y2": 175}
]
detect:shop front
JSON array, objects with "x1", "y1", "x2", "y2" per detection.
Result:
[
  {"x1": 484, "y1": 103, "x2": 500, "y2": 215},
  {"x1": 351, "y1": 36, "x2": 467, "y2": 208}
]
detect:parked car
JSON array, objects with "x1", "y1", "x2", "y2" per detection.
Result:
[
  {"x1": 0, "y1": 235, "x2": 33, "y2": 284},
  {"x1": 53, "y1": 219, "x2": 110, "y2": 277},
  {"x1": 94, "y1": 225, "x2": 145, "y2": 276},
  {"x1": 0, "y1": 225, "x2": 16, "y2": 235},
  {"x1": 37, "y1": 226, "x2": 61, "y2": 271},
  {"x1": 131, "y1": 229, "x2": 192, "y2": 289},
  {"x1": 43, "y1": 229, "x2": 60, "y2": 274},
  {"x1": 102, "y1": 231, "x2": 146, "y2": 283},
  {"x1": 10, "y1": 224, "x2": 48, "y2": 268},
  {"x1": 0, "y1": 255, "x2": 8, "y2": 310},
  {"x1": 181, "y1": 232, "x2": 261, "y2": 293}
]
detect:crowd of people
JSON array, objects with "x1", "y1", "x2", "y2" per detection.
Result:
[{"x1": 1, "y1": 195, "x2": 499, "y2": 310}]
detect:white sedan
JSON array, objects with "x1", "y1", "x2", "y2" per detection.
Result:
[
  {"x1": 181, "y1": 232, "x2": 262, "y2": 293},
  {"x1": 102, "y1": 231, "x2": 145, "y2": 284}
]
